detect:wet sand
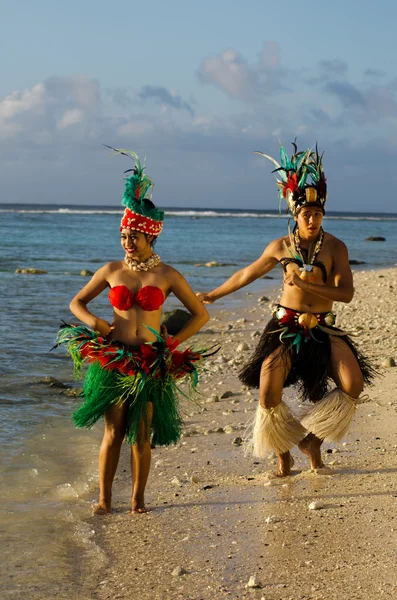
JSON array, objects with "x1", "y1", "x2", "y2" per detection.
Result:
[{"x1": 86, "y1": 268, "x2": 397, "y2": 600}]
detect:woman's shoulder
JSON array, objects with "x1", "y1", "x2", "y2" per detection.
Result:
[
  {"x1": 157, "y1": 262, "x2": 179, "y2": 278},
  {"x1": 96, "y1": 260, "x2": 124, "y2": 277}
]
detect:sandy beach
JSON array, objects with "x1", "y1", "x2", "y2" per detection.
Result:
[{"x1": 81, "y1": 268, "x2": 397, "y2": 600}]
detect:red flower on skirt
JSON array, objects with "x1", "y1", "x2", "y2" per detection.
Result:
[{"x1": 139, "y1": 344, "x2": 158, "y2": 373}]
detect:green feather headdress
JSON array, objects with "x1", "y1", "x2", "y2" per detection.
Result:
[
  {"x1": 255, "y1": 140, "x2": 327, "y2": 215},
  {"x1": 105, "y1": 145, "x2": 164, "y2": 223}
]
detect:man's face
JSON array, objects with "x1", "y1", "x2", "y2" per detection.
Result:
[{"x1": 295, "y1": 206, "x2": 324, "y2": 236}]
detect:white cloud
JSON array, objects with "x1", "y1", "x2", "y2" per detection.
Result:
[
  {"x1": 198, "y1": 49, "x2": 259, "y2": 101},
  {"x1": 57, "y1": 108, "x2": 84, "y2": 130},
  {"x1": 45, "y1": 75, "x2": 100, "y2": 108},
  {"x1": 197, "y1": 43, "x2": 288, "y2": 101},
  {"x1": 0, "y1": 84, "x2": 46, "y2": 120},
  {"x1": 0, "y1": 75, "x2": 101, "y2": 145},
  {"x1": 117, "y1": 120, "x2": 154, "y2": 137},
  {"x1": 259, "y1": 41, "x2": 281, "y2": 70}
]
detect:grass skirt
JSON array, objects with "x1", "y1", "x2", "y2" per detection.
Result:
[
  {"x1": 239, "y1": 306, "x2": 376, "y2": 403},
  {"x1": 55, "y1": 324, "x2": 212, "y2": 446}
]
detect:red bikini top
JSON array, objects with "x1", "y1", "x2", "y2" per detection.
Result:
[{"x1": 108, "y1": 285, "x2": 165, "y2": 311}]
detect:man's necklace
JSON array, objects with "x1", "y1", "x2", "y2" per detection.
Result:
[
  {"x1": 293, "y1": 228, "x2": 324, "y2": 272},
  {"x1": 124, "y1": 253, "x2": 161, "y2": 272}
]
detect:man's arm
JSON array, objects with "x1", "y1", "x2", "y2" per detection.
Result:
[
  {"x1": 283, "y1": 240, "x2": 354, "y2": 303},
  {"x1": 197, "y1": 240, "x2": 280, "y2": 304}
]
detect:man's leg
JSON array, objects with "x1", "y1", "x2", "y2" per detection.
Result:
[
  {"x1": 258, "y1": 348, "x2": 305, "y2": 476},
  {"x1": 300, "y1": 337, "x2": 364, "y2": 468},
  {"x1": 329, "y1": 337, "x2": 364, "y2": 398},
  {"x1": 131, "y1": 402, "x2": 153, "y2": 513},
  {"x1": 95, "y1": 403, "x2": 127, "y2": 514}
]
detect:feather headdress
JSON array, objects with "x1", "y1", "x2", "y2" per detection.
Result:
[
  {"x1": 105, "y1": 145, "x2": 164, "y2": 236},
  {"x1": 255, "y1": 140, "x2": 327, "y2": 216}
]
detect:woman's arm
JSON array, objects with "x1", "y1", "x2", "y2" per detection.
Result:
[
  {"x1": 167, "y1": 269, "x2": 209, "y2": 344},
  {"x1": 197, "y1": 240, "x2": 280, "y2": 304},
  {"x1": 283, "y1": 240, "x2": 354, "y2": 303},
  {"x1": 69, "y1": 265, "x2": 113, "y2": 335}
]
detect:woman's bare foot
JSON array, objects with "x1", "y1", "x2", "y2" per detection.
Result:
[
  {"x1": 298, "y1": 433, "x2": 324, "y2": 470},
  {"x1": 131, "y1": 496, "x2": 151, "y2": 514},
  {"x1": 93, "y1": 501, "x2": 112, "y2": 515},
  {"x1": 275, "y1": 451, "x2": 294, "y2": 477}
]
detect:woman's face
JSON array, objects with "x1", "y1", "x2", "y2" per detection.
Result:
[{"x1": 120, "y1": 229, "x2": 152, "y2": 258}]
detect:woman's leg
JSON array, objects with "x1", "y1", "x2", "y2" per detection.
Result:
[
  {"x1": 299, "y1": 337, "x2": 364, "y2": 469},
  {"x1": 95, "y1": 403, "x2": 127, "y2": 514},
  {"x1": 259, "y1": 348, "x2": 294, "y2": 476},
  {"x1": 131, "y1": 402, "x2": 153, "y2": 513}
]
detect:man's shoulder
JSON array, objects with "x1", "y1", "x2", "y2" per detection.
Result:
[
  {"x1": 266, "y1": 235, "x2": 289, "y2": 252},
  {"x1": 324, "y1": 232, "x2": 347, "y2": 250}
]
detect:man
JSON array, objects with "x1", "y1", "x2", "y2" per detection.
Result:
[{"x1": 197, "y1": 142, "x2": 374, "y2": 476}]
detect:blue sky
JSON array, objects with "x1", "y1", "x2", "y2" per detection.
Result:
[{"x1": 1, "y1": 0, "x2": 397, "y2": 211}]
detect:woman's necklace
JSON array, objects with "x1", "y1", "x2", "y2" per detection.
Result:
[
  {"x1": 293, "y1": 228, "x2": 324, "y2": 280},
  {"x1": 124, "y1": 253, "x2": 161, "y2": 272}
]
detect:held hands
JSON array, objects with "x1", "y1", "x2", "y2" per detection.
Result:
[
  {"x1": 196, "y1": 292, "x2": 215, "y2": 304},
  {"x1": 94, "y1": 318, "x2": 114, "y2": 337}
]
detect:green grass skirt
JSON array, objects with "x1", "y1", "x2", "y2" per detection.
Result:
[
  {"x1": 55, "y1": 323, "x2": 212, "y2": 446},
  {"x1": 77, "y1": 361, "x2": 183, "y2": 446}
]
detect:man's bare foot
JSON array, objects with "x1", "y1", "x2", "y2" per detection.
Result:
[
  {"x1": 93, "y1": 501, "x2": 111, "y2": 515},
  {"x1": 274, "y1": 451, "x2": 294, "y2": 477},
  {"x1": 131, "y1": 497, "x2": 151, "y2": 514},
  {"x1": 298, "y1": 433, "x2": 324, "y2": 470}
]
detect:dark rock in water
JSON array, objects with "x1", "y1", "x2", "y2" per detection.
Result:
[
  {"x1": 366, "y1": 236, "x2": 386, "y2": 241},
  {"x1": 349, "y1": 260, "x2": 366, "y2": 265},
  {"x1": 162, "y1": 309, "x2": 191, "y2": 335},
  {"x1": 38, "y1": 376, "x2": 70, "y2": 389},
  {"x1": 80, "y1": 269, "x2": 94, "y2": 276},
  {"x1": 63, "y1": 387, "x2": 83, "y2": 397},
  {"x1": 15, "y1": 268, "x2": 48, "y2": 274}
]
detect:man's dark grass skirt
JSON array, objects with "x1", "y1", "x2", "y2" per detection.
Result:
[{"x1": 239, "y1": 316, "x2": 376, "y2": 403}]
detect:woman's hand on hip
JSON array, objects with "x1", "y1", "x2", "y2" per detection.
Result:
[{"x1": 93, "y1": 318, "x2": 114, "y2": 336}]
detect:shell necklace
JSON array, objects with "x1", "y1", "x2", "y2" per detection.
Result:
[
  {"x1": 293, "y1": 228, "x2": 324, "y2": 280},
  {"x1": 124, "y1": 253, "x2": 161, "y2": 272}
]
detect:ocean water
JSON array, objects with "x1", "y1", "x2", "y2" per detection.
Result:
[{"x1": 1, "y1": 203, "x2": 397, "y2": 597}]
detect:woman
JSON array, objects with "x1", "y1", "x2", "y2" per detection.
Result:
[{"x1": 57, "y1": 149, "x2": 209, "y2": 513}]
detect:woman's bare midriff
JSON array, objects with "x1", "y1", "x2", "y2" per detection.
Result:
[{"x1": 110, "y1": 307, "x2": 162, "y2": 346}]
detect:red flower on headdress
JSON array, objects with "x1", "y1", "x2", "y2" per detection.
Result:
[{"x1": 282, "y1": 172, "x2": 299, "y2": 198}]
